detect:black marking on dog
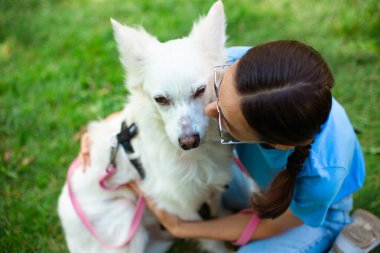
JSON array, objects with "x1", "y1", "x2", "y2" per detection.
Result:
[
  {"x1": 117, "y1": 121, "x2": 145, "y2": 179},
  {"x1": 117, "y1": 122, "x2": 138, "y2": 153},
  {"x1": 198, "y1": 202, "x2": 212, "y2": 220}
]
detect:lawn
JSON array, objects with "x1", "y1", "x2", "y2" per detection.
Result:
[{"x1": 0, "y1": 0, "x2": 379, "y2": 252}]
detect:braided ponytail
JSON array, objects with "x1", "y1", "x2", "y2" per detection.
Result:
[{"x1": 251, "y1": 144, "x2": 311, "y2": 219}]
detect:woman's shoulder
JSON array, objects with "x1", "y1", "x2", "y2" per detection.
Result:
[
  {"x1": 226, "y1": 46, "x2": 252, "y2": 63},
  {"x1": 308, "y1": 98, "x2": 357, "y2": 169},
  {"x1": 323, "y1": 98, "x2": 355, "y2": 134}
]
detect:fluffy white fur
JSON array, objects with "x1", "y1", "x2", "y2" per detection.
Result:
[{"x1": 58, "y1": 1, "x2": 232, "y2": 252}]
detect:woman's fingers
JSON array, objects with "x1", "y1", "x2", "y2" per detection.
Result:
[
  {"x1": 79, "y1": 132, "x2": 91, "y2": 169},
  {"x1": 77, "y1": 112, "x2": 121, "y2": 171},
  {"x1": 126, "y1": 182, "x2": 163, "y2": 215},
  {"x1": 126, "y1": 181, "x2": 142, "y2": 195},
  {"x1": 125, "y1": 183, "x2": 167, "y2": 220},
  {"x1": 125, "y1": 181, "x2": 183, "y2": 236},
  {"x1": 146, "y1": 200, "x2": 182, "y2": 236}
]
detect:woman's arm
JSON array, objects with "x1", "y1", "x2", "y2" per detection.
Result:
[
  {"x1": 176, "y1": 208, "x2": 303, "y2": 241},
  {"x1": 128, "y1": 183, "x2": 303, "y2": 241}
]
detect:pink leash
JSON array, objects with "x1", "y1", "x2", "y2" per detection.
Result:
[
  {"x1": 231, "y1": 148, "x2": 261, "y2": 246},
  {"x1": 67, "y1": 158, "x2": 145, "y2": 249},
  {"x1": 98, "y1": 166, "x2": 119, "y2": 191}
]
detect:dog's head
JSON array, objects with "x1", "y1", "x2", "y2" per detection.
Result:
[{"x1": 112, "y1": 1, "x2": 226, "y2": 150}]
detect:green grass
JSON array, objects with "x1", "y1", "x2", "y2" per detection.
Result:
[{"x1": 1, "y1": 0, "x2": 379, "y2": 252}]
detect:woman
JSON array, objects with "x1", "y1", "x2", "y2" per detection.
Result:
[{"x1": 80, "y1": 40, "x2": 367, "y2": 252}]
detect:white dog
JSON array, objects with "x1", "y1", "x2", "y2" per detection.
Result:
[{"x1": 58, "y1": 1, "x2": 232, "y2": 252}]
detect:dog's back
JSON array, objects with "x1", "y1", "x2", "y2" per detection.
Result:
[{"x1": 58, "y1": 116, "x2": 147, "y2": 253}]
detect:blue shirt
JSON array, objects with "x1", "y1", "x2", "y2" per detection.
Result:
[{"x1": 227, "y1": 47, "x2": 366, "y2": 227}]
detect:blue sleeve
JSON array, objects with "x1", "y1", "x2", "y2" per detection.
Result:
[
  {"x1": 226, "y1": 47, "x2": 252, "y2": 64},
  {"x1": 290, "y1": 166, "x2": 348, "y2": 227}
]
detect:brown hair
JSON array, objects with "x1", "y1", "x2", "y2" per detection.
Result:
[{"x1": 235, "y1": 40, "x2": 334, "y2": 219}]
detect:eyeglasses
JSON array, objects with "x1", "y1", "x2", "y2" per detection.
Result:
[{"x1": 214, "y1": 65, "x2": 265, "y2": 145}]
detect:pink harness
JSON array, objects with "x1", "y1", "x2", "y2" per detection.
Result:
[
  {"x1": 231, "y1": 149, "x2": 261, "y2": 246},
  {"x1": 67, "y1": 158, "x2": 145, "y2": 249}
]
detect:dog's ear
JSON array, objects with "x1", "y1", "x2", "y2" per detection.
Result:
[
  {"x1": 111, "y1": 18, "x2": 159, "y2": 87},
  {"x1": 189, "y1": 1, "x2": 226, "y2": 60}
]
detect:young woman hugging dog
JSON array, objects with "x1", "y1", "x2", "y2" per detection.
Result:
[{"x1": 80, "y1": 41, "x2": 378, "y2": 253}]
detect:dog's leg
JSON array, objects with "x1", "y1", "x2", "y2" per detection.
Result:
[
  {"x1": 127, "y1": 227, "x2": 149, "y2": 253},
  {"x1": 143, "y1": 212, "x2": 174, "y2": 253},
  {"x1": 144, "y1": 224, "x2": 174, "y2": 253},
  {"x1": 206, "y1": 189, "x2": 223, "y2": 218},
  {"x1": 198, "y1": 238, "x2": 231, "y2": 253}
]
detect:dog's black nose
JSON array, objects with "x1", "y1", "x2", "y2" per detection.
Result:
[{"x1": 178, "y1": 134, "x2": 200, "y2": 150}]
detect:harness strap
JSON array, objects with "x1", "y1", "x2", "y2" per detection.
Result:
[
  {"x1": 117, "y1": 122, "x2": 137, "y2": 154},
  {"x1": 67, "y1": 158, "x2": 146, "y2": 249},
  {"x1": 117, "y1": 122, "x2": 145, "y2": 179},
  {"x1": 232, "y1": 148, "x2": 251, "y2": 177}
]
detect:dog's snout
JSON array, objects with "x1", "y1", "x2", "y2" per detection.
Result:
[
  {"x1": 181, "y1": 117, "x2": 191, "y2": 128},
  {"x1": 178, "y1": 134, "x2": 200, "y2": 150}
]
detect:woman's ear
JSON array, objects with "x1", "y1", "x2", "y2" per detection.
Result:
[{"x1": 205, "y1": 101, "x2": 218, "y2": 120}]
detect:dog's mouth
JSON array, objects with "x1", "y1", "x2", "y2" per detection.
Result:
[{"x1": 178, "y1": 134, "x2": 200, "y2": 150}]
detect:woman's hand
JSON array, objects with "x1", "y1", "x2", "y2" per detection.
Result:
[
  {"x1": 78, "y1": 132, "x2": 91, "y2": 169},
  {"x1": 77, "y1": 111, "x2": 122, "y2": 169},
  {"x1": 127, "y1": 182, "x2": 185, "y2": 238}
]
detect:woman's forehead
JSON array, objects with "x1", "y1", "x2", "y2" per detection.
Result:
[
  {"x1": 219, "y1": 63, "x2": 240, "y2": 107},
  {"x1": 218, "y1": 63, "x2": 255, "y2": 137}
]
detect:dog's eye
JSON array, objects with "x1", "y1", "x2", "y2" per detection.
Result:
[
  {"x1": 193, "y1": 86, "x2": 206, "y2": 99},
  {"x1": 154, "y1": 96, "x2": 170, "y2": 106}
]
